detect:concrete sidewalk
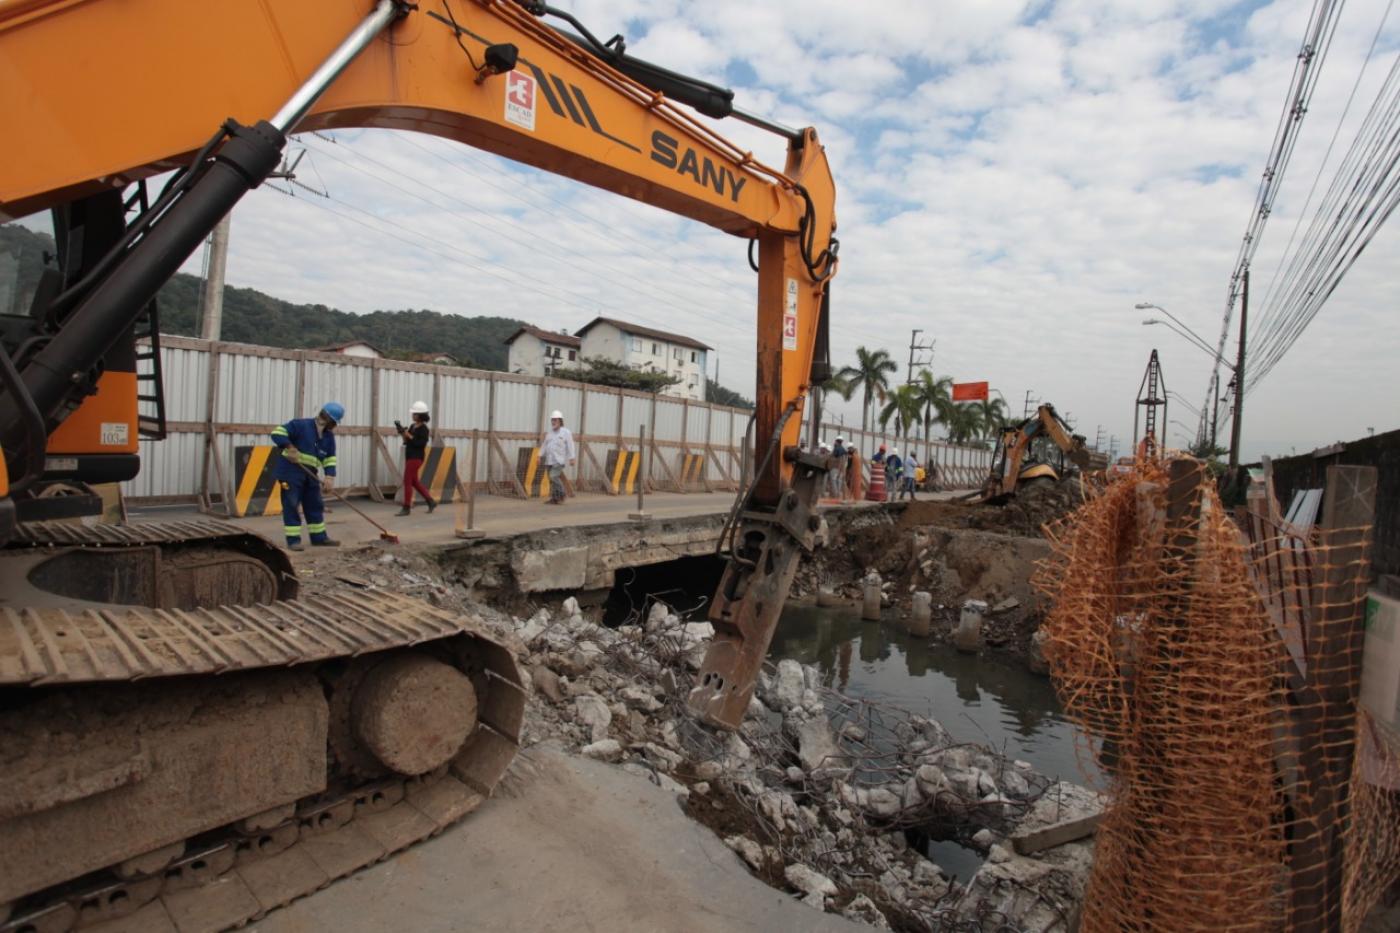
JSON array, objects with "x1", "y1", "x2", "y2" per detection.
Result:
[
  {"x1": 127, "y1": 489, "x2": 934, "y2": 548},
  {"x1": 130, "y1": 491, "x2": 743, "y2": 547}
]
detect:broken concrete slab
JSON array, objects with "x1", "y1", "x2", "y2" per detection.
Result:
[{"x1": 512, "y1": 545, "x2": 590, "y2": 592}]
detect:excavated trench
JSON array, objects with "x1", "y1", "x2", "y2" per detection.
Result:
[{"x1": 352, "y1": 497, "x2": 1097, "y2": 929}]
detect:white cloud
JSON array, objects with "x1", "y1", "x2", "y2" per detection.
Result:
[{"x1": 7, "y1": 0, "x2": 1397, "y2": 462}]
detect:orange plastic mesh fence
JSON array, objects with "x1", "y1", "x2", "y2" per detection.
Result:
[{"x1": 1033, "y1": 458, "x2": 1395, "y2": 932}]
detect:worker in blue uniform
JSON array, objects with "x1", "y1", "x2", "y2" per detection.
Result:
[{"x1": 270, "y1": 401, "x2": 344, "y2": 550}]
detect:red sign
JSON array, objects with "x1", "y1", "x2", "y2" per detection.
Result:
[{"x1": 952, "y1": 381, "x2": 989, "y2": 402}]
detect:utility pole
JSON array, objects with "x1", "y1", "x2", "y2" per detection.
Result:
[
  {"x1": 1227, "y1": 269, "x2": 1248, "y2": 474},
  {"x1": 1023, "y1": 389, "x2": 1035, "y2": 419},
  {"x1": 198, "y1": 150, "x2": 305, "y2": 340},
  {"x1": 1210, "y1": 378, "x2": 1220, "y2": 450},
  {"x1": 198, "y1": 215, "x2": 230, "y2": 340},
  {"x1": 1095, "y1": 425, "x2": 1104, "y2": 451},
  {"x1": 906, "y1": 328, "x2": 935, "y2": 385},
  {"x1": 1109, "y1": 434, "x2": 1119, "y2": 460}
]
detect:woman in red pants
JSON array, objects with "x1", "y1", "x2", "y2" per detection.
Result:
[{"x1": 395, "y1": 401, "x2": 436, "y2": 515}]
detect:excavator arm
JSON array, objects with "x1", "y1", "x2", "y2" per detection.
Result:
[
  {"x1": 983, "y1": 403, "x2": 1088, "y2": 501},
  {"x1": 0, "y1": 0, "x2": 836, "y2": 727}
]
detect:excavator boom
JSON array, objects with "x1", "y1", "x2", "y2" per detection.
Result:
[{"x1": 0, "y1": 1, "x2": 838, "y2": 927}]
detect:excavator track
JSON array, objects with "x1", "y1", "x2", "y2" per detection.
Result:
[
  {"x1": 0, "y1": 587, "x2": 525, "y2": 933},
  {"x1": 3, "y1": 766, "x2": 493, "y2": 933},
  {"x1": 0, "y1": 589, "x2": 506, "y2": 684}
]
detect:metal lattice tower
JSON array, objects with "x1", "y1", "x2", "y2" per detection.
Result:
[{"x1": 1133, "y1": 349, "x2": 1168, "y2": 458}]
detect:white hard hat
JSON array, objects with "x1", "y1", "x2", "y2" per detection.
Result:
[
  {"x1": 550, "y1": 410, "x2": 564, "y2": 421},
  {"x1": 890, "y1": 448, "x2": 899, "y2": 456},
  {"x1": 835, "y1": 436, "x2": 844, "y2": 442},
  {"x1": 409, "y1": 400, "x2": 429, "y2": 415}
]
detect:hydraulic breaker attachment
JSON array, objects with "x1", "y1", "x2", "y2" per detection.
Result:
[{"x1": 688, "y1": 448, "x2": 830, "y2": 729}]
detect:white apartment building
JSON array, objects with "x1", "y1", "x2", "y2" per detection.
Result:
[
  {"x1": 574, "y1": 317, "x2": 710, "y2": 401},
  {"x1": 503, "y1": 326, "x2": 581, "y2": 377}
]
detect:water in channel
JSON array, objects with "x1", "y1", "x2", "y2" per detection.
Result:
[
  {"x1": 771, "y1": 604, "x2": 1093, "y2": 784},
  {"x1": 770, "y1": 604, "x2": 1098, "y2": 882}
]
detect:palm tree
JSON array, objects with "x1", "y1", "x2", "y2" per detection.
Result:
[
  {"x1": 836, "y1": 347, "x2": 898, "y2": 433},
  {"x1": 878, "y1": 383, "x2": 924, "y2": 438},
  {"x1": 809, "y1": 373, "x2": 854, "y2": 445},
  {"x1": 978, "y1": 397, "x2": 1009, "y2": 439},
  {"x1": 944, "y1": 403, "x2": 985, "y2": 444},
  {"x1": 913, "y1": 371, "x2": 954, "y2": 443}
]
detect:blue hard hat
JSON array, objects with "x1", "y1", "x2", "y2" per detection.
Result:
[{"x1": 322, "y1": 401, "x2": 345, "y2": 423}]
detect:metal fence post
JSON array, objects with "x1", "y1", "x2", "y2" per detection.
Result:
[
  {"x1": 630, "y1": 424, "x2": 650, "y2": 521},
  {"x1": 455, "y1": 428, "x2": 484, "y2": 540}
]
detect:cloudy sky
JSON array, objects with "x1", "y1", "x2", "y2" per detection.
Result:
[{"x1": 25, "y1": 0, "x2": 1398, "y2": 461}]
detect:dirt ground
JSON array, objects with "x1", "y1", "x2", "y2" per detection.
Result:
[{"x1": 791, "y1": 487, "x2": 1084, "y2": 664}]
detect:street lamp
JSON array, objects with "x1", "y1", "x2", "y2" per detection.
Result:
[
  {"x1": 1136, "y1": 278, "x2": 1250, "y2": 476},
  {"x1": 1166, "y1": 390, "x2": 1202, "y2": 419},
  {"x1": 1141, "y1": 319, "x2": 1229, "y2": 366}
]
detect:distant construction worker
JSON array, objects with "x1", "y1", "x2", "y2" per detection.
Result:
[
  {"x1": 270, "y1": 402, "x2": 343, "y2": 550},
  {"x1": 901, "y1": 451, "x2": 920, "y2": 500},
  {"x1": 541, "y1": 409, "x2": 576, "y2": 505},
  {"x1": 830, "y1": 436, "x2": 848, "y2": 498},
  {"x1": 885, "y1": 448, "x2": 903, "y2": 502},
  {"x1": 394, "y1": 400, "x2": 436, "y2": 516}
]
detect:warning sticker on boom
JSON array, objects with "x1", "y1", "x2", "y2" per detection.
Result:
[
  {"x1": 505, "y1": 71, "x2": 537, "y2": 131},
  {"x1": 782, "y1": 278, "x2": 799, "y2": 351}
]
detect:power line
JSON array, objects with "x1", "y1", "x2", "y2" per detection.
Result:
[
  {"x1": 373, "y1": 131, "x2": 879, "y2": 347},
  {"x1": 253, "y1": 150, "x2": 771, "y2": 380},
  {"x1": 1197, "y1": 0, "x2": 1348, "y2": 437},
  {"x1": 1244, "y1": 45, "x2": 1400, "y2": 390},
  {"x1": 300, "y1": 135, "x2": 760, "y2": 336},
  {"x1": 1254, "y1": 0, "x2": 1395, "y2": 318}
]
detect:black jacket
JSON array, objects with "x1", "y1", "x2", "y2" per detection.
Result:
[{"x1": 403, "y1": 423, "x2": 429, "y2": 459}]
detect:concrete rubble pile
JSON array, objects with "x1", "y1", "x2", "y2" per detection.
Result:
[
  {"x1": 303, "y1": 548, "x2": 1098, "y2": 931},
  {"x1": 505, "y1": 597, "x2": 1100, "y2": 932}
]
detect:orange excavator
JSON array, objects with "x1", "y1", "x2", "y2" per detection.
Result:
[
  {"x1": 0, "y1": 1, "x2": 837, "y2": 929},
  {"x1": 980, "y1": 403, "x2": 1094, "y2": 503}
]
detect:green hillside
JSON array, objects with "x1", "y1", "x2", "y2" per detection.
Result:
[{"x1": 0, "y1": 223, "x2": 524, "y2": 370}]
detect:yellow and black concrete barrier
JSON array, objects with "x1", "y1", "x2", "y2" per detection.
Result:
[
  {"x1": 515, "y1": 447, "x2": 550, "y2": 498},
  {"x1": 233, "y1": 445, "x2": 282, "y2": 517},
  {"x1": 415, "y1": 446, "x2": 460, "y2": 504},
  {"x1": 605, "y1": 448, "x2": 641, "y2": 495},
  {"x1": 678, "y1": 452, "x2": 706, "y2": 490}
]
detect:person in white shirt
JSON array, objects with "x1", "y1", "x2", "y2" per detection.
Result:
[
  {"x1": 541, "y1": 410, "x2": 577, "y2": 505},
  {"x1": 900, "y1": 452, "x2": 920, "y2": 500}
]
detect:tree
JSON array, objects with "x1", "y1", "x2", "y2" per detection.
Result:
[
  {"x1": 809, "y1": 372, "x2": 854, "y2": 442},
  {"x1": 706, "y1": 379, "x2": 755, "y2": 410},
  {"x1": 0, "y1": 224, "x2": 527, "y2": 369},
  {"x1": 555, "y1": 356, "x2": 681, "y2": 393},
  {"x1": 878, "y1": 384, "x2": 924, "y2": 439},
  {"x1": 977, "y1": 397, "x2": 1009, "y2": 439},
  {"x1": 836, "y1": 347, "x2": 898, "y2": 433},
  {"x1": 913, "y1": 371, "x2": 954, "y2": 444},
  {"x1": 944, "y1": 403, "x2": 985, "y2": 444}
]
